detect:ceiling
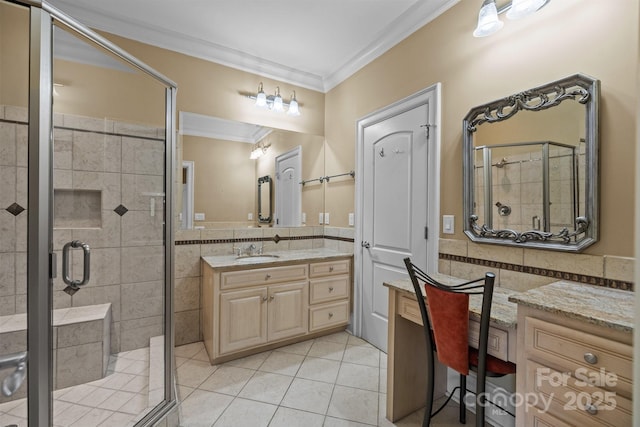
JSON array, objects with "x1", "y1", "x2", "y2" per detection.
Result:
[{"x1": 48, "y1": 0, "x2": 458, "y2": 93}]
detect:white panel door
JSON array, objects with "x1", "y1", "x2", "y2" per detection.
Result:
[
  {"x1": 275, "y1": 146, "x2": 302, "y2": 227},
  {"x1": 361, "y1": 103, "x2": 430, "y2": 351}
]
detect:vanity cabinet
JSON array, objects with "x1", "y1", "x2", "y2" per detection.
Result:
[
  {"x1": 202, "y1": 254, "x2": 352, "y2": 364},
  {"x1": 516, "y1": 306, "x2": 633, "y2": 426}
]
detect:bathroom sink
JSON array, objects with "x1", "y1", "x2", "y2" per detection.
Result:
[{"x1": 234, "y1": 254, "x2": 280, "y2": 263}]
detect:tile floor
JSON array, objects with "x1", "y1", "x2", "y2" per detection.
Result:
[
  {"x1": 175, "y1": 331, "x2": 472, "y2": 427},
  {"x1": 0, "y1": 347, "x2": 157, "y2": 427}
]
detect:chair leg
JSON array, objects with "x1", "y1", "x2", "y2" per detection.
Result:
[
  {"x1": 459, "y1": 374, "x2": 466, "y2": 424},
  {"x1": 422, "y1": 350, "x2": 435, "y2": 427}
]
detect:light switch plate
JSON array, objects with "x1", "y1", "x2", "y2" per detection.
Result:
[
  {"x1": 319, "y1": 213, "x2": 324, "y2": 224},
  {"x1": 348, "y1": 213, "x2": 354, "y2": 226},
  {"x1": 194, "y1": 213, "x2": 205, "y2": 221},
  {"x1": 324, "y1": 213, "x2": 330, "y2": 225},
  {"x1": 443, "y1": 215, "x2": 454, "y2": 234}
]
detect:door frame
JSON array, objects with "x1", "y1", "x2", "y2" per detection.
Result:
[
  {"x1": 353, "y1": 84, "x2": 441, "y2": 337},
  {"x1": 182, "y1": 160, "x2": 195, "y2": 229}
]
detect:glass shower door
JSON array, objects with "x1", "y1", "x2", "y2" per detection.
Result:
[{"x1": 49, "y1": 19, "x2": 172, "y2": 427}]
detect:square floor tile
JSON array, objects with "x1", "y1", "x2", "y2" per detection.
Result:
[
  {"x1": 296, "y1": 357, "x2": 341, "y2": 383},
  {"x1": 69, "y1": 407, "x2": 113, "y2": 427},
  {"x1": 96, "y1": 411, "x2": 136, "y2": 427},
  {"x1": 176, "y1": 359, "x2": 218, "y2": 388},
  {"x1": 212, "y1": 397, "x2": 277, "y2": 427},
  {"x1": 315, "y1": 331, "x2": 350, "y2": 345},
  {"x1": 258, "y1": 351, "x2": 304, "y2": 376},
  {"x1": 342, "y1": 345, "x2": 380, "y2": 367},
  {"x1": 238, "y1": 371, "x2": 293, "y2": 405},
  {"x1": 179, "y1": 389, "x2": 233, "y2": 427},
  {"x1": 336, "y1": 362, "x2": 379, "y2": 392},
  {"x1": 307, "y1": 340, "x2": 346, "y2": 361},
  {"x1": 327, "y1": 385, "x2": 378, "y2": 425},
  {"x1": 198, "y1": 365, "x2": 255, "y2": 396},
  {"x1": 223, "y1": 351, "x2": 271, "y2": 370},
  {"x1": 268, "y1": 406, "x2": 325, "y2": 427},
  {"x1": 174, "y1": 342, "x2": 205, "y2": 359},
  {"x1": 277, "y1": 340, "x2": 314, "y2": 356},
  {"x1": 280, "y1": 377, "x2": 334, "y2": 414},
  {"x1": 323, "y1": 417, "x2": 374, "y2": 427}
]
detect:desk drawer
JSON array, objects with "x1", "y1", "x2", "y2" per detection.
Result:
[
  {"x1": 526, "y1": 360, "x2": 632, "y2": 427},
  {"x1": 309, "y1": 259, "x2": 350, "y2": 278},
  {"x1": 221, "y1": 264, "x2": 308, "y2": 290},
  {"x1": 398, "y1": 294, "x2": 509, "y2": 361},
  {"x1": 310, "y1": 276, "x2": 349, "y2": 304},
  {"x1": 524, "y1": 317, "x2": 632, "y2": 398},
  {"x1": 309, "y1": 300, "x2": 349, "y2": 331}
]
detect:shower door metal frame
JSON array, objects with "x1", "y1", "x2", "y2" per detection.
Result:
[{"x1": 16, "y1": 0, "x2": 178, "y2": 424}]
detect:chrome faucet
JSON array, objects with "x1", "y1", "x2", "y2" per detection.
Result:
[{"x1": 247, "y1": 244, "x2": 256, "y2": 255}]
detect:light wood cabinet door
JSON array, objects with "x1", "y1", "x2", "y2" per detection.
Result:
[
  {"x1": 268, "y1": 281, "x2": 308, "y2": 342},
  {"x1": 219, "y1": 287, "x2": 268, "y2": 354}
]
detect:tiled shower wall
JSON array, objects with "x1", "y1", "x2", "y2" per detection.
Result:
[
  {"x1": 0, "y1": 105, "x2": 167, "y2": 353},
  {"x1": 173, "y1": 226, "x2": 355, "y2": 346}
]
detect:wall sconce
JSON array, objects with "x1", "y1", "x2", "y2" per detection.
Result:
[
  {"x1": 250, "y1": 140, "x2": 271, "y2": 160},
  {"x1": 473, "y1": 0, "x2": 549, "y2": 37},
  {"x1": 249, "y1": 83, "x2": 301, "y2": 116}
]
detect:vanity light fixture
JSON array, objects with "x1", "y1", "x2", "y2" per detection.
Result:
[
  {"x1": 249, "y1": 140, "x2": 270, "y2": 160},
  {"x1": 248, "y1": 82, "x2": 301, "y2": 116},
  {"x1": 473, "y1": 0, "x2": 550, "y2": 37}
]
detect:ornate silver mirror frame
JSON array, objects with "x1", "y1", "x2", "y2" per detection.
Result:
[
  {"x1": 258, "y1": 175, "x2": 272, "y2": 223},
  {"x1": 462, "y1": 73, "x2": 599, "y2": 252}
]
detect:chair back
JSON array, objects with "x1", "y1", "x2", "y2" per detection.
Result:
[{"x1": 403, "y1": 258, "x2": 496, "y2": 376}]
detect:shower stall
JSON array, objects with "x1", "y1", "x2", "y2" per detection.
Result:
[{"x1": 0, "y1": 1, "x2": 177, "y2": 426}]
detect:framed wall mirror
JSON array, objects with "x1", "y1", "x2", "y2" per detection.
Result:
[
  {"x1": 462, "y1": 74, "x2": 600, "y2": 252},
  {"x1": 258, "y1": 175, "x2": 272, "y2": 223}
]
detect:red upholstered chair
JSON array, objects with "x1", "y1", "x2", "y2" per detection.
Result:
[{"x1": 403, "y1": 258, "x2": 516, "y2": 426}]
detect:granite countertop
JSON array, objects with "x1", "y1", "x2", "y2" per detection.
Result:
[
  {"x1": 509, "y1": 281, "x2": 634, "y2": 333},
  {"x1": 384, "y1": 273, "x2": 519, "y2": 329},
  {"x1": 202, "y1": 248, "x2": 353, "y2": 270}
]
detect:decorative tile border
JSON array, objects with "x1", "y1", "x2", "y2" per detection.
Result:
[
  {"x1": 175, "y1": 234, "x2": 330, "y2": 246},
  {"x1": 439, "y1": 253, "x2": 634, "y2": 292}
]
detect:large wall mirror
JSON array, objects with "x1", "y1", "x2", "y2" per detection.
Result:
[
  {"x1": 463, "y1": 74, "x2": 599, "y2": 252},
  {"x1": 181, "y1": 113, "x2": 324, "y2": 229}
]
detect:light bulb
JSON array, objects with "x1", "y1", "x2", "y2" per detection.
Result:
[
  {"x1": 273, "y1": 87, "x2": 284, "y2": 112},
  {"x1": 255, "y1": 82, "x2": 267, "y2": 108},
  {"x1": 473, "y1": 0, "x2": 504, "y2": 38},
  {"x1": 506, "y1": 0, "x2": 548, "y2": 20},
  {"x1": 287, "y1": 92, "x2": 300, "y2": 116}
]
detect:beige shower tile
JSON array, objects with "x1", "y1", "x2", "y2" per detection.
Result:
[
  {"x1": 114, "y1": 121, "x2": 159, "y2": 138},
  {"x1": 72, "y1": 171, "x2": 121, "y2": 210},
  {"x1": 175, "y1": 309, "x2": 201, "y2": 346},
  {"x1": 71, "y1": 285, "x2": 121, "y2": 322},
  {"x1": 120, "y1": 316, "x2": 163, "y2": 352},
  {"x1": 15, "y1": 124, "x2": 27, "y2": 168},
  {"x1": 5, "y1": 106, "x2": 27, "y2": 122},
  {"x1": 438, "y1": 259, "x2": 451, "y2": 275},
  {"x1": 604, "y1": 256, "x2": 635, "y2": 282},
  {"x1": 0, "y1": 122, "x2": 16, "y2": 166},
  {"x1": 121, "y1": 246, "x2": 164, "y2": 283},
  {"x1": 121, "y1": 210, "x2": 164, "y2": 247},
  {"x1": 0, "y1": 166, "x2": 16, "y2": 207},
  {"x1": 0, "y1": 252, "x2": 15, "y2": 296},
  {"x1": 291, "y1": 227, "x2": 313, "y2": 237},
  {"x1": 53, "y1": 128, "x2": 73, "y2": 170},
  {"x1": 175, "y1": 244, "x2": 201, "y2": 278},
  {"x1": 121, "y1": 281, "x2": 163, "y2": 321},
  {"x1": 175, "y1": 277, "x2": 200, "y2": 312},
  {"x1": 201, "y1": 228, "x2": 233, "y2": 240},
  {"x1": 73, "y1": 247, "x2": 121, "y2": 286},
  {"x1": 468, "y1": 242, "x2": 523, "y2": 265},
  {"x1": 63, "y1": 114, "x2": 111, "y2": 132},
  {"x1": 71, "y1": 210, "x2": 121, "y2": 249},
  {"x1": 121, "y1": 174, "x2": 164, "y2": 211},
  {"x1": 524, "y1": 249, "x2": 603, "y2": 277},
  {"x1": 201, "y1": 243, "x2": 233, "y2": 256},
  {"x1": 176, "y1": 228, "x2": 202, "y2": 241},
  {"x1": 122, "y1": 136, "x2": 164, "y2": 176},
  {"x1": 0, "y1": 212, "x2": 16, "y2": 252},
  {"x1": 438, "y1": 238, "x2": 467, "y2": 257},
  {"x1": 233, "y1": 228, "x2": 263, "y2": 239},
  {"x1": 289, "y1": 239, "x2": 313, "y2": 250}
]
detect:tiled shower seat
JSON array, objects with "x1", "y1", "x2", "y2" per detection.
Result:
[{"x1": 0, "y1": 303, "x2": 112, "y2": 402}]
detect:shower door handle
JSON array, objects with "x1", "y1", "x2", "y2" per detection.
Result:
[{"x1": 62, "y1": 240, "x2": 91, "y2": 289}]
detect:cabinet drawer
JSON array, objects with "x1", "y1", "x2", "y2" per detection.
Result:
[
  {"x1": 398, "y1": 294, "x2": 509, "y2": 361},
  {"x1": 310, "y1": 275, "x2": 349, "y2": 304},
  {"x1": 525, "y1": 317, "x2": 632, "y2": 398},
  {"x1": 309, "y1": 259, "x2": 350, "y2": 278},
  {"x1": 221, "y1": 264, "x2": 308, "y2": 289},
  {"x1": 309, "y1": 300, "x2": 349, "y2": 331},
  {"x1": 526, "y1": 360, "x2": 632, "y2": 427}
]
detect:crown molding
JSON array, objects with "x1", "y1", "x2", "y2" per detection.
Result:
[
  {"x1": 51, "y1": 0, "x2": 458, "y2": 93},
  {"x1": 179, "y1": 112, "x2": 272, "y2": 143}
]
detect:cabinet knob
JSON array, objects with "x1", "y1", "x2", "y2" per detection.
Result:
[
  {"x1": 585, "y1": 404, "x2": 598, "y2": 415},
  {"x1": 269, "y1": 295, "x2": 275, "y2": 301},
  {"x1": 328, "y1": 312, "x2": 334, "y2": 318},
  {"x1": 262, "y1": 296, "x2": 268, "y2": 302},
  {"x1": 265, "y1": 274, "x2": 271, "y2": 280},
  {"x1": 584, "y1": 352, "x2": 598, "y2": 364},
  {"x1": 329, "y1": 287, "x2": 334, "y2": 292}
]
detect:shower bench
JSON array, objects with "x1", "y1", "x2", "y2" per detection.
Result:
[{"x1": 0, "y1": 303, "x2": 112, "y2": 402}]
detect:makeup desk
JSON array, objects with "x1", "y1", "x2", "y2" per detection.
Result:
[{"x1": 383, "y1": 274, "x2": 519, "y2": 422}]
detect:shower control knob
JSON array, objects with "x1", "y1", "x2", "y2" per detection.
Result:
[{"x1": 362, "y1": 241, "x2": 371, "y2": 249}]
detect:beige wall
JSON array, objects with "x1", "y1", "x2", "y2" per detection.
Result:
[{"x1": 325, "y1": 0, "x2": 638, "y2": 257}]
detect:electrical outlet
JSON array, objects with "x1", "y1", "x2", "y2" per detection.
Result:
[
  {"x1": 319, "y1": 213, "x2": 324, "y2": 224},
  {"x1": 348, "y1": 213, "x2": 354, "y2": 226},
  {"x1": 248, "y1": 213, "x2": 253, "y2": 220},
  {"x1": 324, "y1": 213, "x2": 330, "y2": 225},
  {"x1": 194, "y1": 213, "x2": 205, "y2": 221}
]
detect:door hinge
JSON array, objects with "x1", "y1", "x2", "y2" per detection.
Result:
[
  {"x1": 420, "y1": 123, "x2": 435, "y2": 140},
  {"x1": 424, "y1": 226, "x2": 428, "y2": 240}
]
